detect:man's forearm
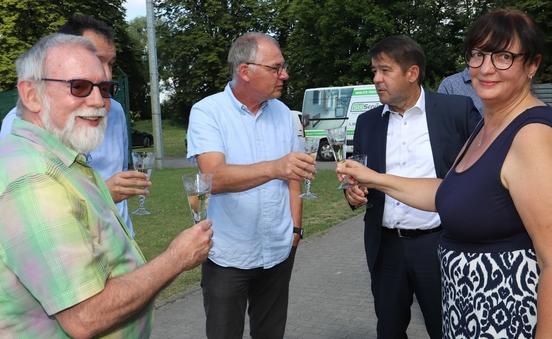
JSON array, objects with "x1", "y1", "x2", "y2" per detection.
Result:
[
  {"x1": 55, "y1": 249, "x2": 181, "y2": 338},
  {"x1": 209, "y1": 162, "x2": 276, "y2": 194},
  {"x1": 55, "y1": 221, "x2": 212, "y2": 338}
]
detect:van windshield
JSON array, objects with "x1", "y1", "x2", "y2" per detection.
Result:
[{"x1": 302, "y1": 87, "x2": 353, "y2": 130}]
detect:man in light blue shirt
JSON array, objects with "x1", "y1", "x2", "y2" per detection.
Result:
[
  {"x1": 0, "y1": 15, "x2": 148, "y2": 237},
  {"x1": 187, "y1": 32, "x2": 315, "y2": 339},
  {"x1": 438, "y1": 67, "x2": 484, "y2": 114}
]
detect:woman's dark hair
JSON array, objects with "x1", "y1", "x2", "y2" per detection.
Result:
[
  {"x1": 464, "y1": 9, "x2": 544, "y2": 65},
  {"x1": 368, "y1": 35, "x2": 426, "y2": 85}
]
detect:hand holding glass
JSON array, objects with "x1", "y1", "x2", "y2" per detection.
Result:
[
  {"x1": 338, "y1": 153, "x2": 367, "y2": 189},
  {"x1": 131, "y1": 151, "x2": 154, "y2": 215},
  {"x1": 299, "y1": 138, "x2": 319, "y2": 200},
  {"x1": 326, "y1": 126, "x2": 347, "y2": 188},
  {"x1": 182, "y1": 173, "x2": 213, "y2": 224}
]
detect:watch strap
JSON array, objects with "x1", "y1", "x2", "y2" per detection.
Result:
[{"x1": 293, "y1": 227, "x2": 303, "y2": 239}]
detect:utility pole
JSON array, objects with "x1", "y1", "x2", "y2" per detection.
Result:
[{"x1": 146, "y1": 0, "x2": 164, "y2": 169}]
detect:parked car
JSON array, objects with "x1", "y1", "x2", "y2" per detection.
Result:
[{"x1": 131, "y1": 128, "x2": 154, "y2": 148}]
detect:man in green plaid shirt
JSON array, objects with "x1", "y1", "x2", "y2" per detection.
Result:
[{"x1": 0, "y1": 33, "x2": 212, "y2": 338}]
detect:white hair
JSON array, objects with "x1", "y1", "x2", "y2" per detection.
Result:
[{"x1": 15, "y1": 33, "x2": 96, "y2": 116}]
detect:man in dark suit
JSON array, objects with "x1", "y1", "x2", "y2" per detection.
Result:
[{"x1": 344, "y1": 35, "x2": 480, "y2": 338}]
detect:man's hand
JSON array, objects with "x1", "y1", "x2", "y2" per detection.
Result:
[
  {"x1": 105, "y1": 171, "x2": 151, "y2": 203},
  {"x1": 344, "y1": 185, "x2": 369, "y2": 207},
  {"x1": 168, "y1": 220, "x2": 213, "y2": 272},
  {"x1": 273, "y1": 152, "x2": 316, "y2": 181}
]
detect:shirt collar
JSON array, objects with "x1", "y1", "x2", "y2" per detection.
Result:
[
  {"x1": 11, "y1": 118, "x2": 85, "y2": 167},
  {"x1": 225, "y1": 82, "x2": 268, "y2": 116},
  {"x1": 461, "y1": 67, "x2": 472, "y2": 84},
  {"x1": 381, "y1": 86, "x2": 426, "y2": 117}
]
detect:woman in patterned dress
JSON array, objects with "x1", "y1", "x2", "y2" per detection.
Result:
[{"x1": 337, "y1": 9, "x2": 552, "y2": 338}]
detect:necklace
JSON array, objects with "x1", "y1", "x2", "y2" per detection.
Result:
[{"x1": 477, "y1": 131, "x2": 485, "y2": 147}]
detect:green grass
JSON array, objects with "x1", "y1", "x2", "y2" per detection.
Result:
[
  {"x1": 129, "y1": 167, "x2": 364, "y2": 302},
  {"x1": 129, "y1": 120, "x2": 364, "y2": 302}
]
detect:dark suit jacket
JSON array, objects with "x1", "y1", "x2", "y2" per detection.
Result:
[{"x1": 353, "y1": 90, "x2": 481, "y2": 272}]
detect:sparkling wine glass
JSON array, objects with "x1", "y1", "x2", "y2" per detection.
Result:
[
  {"x1": 131, "y1": 151, "x2": 155, "y2": 215},
  {"x1": 299, "y1": 137, "x2": 319, "y2": 200},
  {"x1": 338, "y1": 153, "x2": 368, "y2": 189},
  {"x1": 182, "y1": 173, "x2": 213, "y2": 224},
  {"x1": 326, "y1": 126, "x2": 348, "y2": 188}
]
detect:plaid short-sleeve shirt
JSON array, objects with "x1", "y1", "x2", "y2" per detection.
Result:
[{"x1": 0, "y1": 119, "x2": 152, "y2": 338}]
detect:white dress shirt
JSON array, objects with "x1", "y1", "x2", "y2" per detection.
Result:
[{"x1": 382, "y1": 88, "x2": 441, "y2": 230}]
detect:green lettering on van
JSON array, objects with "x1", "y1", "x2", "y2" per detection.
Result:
[
  {"x1": 352, "y1": 88, "x2": 377, "y2": 96},
  {"x1": 351, "y1": 102, "x2": 372, "y2": 112}
]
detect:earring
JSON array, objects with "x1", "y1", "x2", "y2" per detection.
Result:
[{"x1": 528, "y1": 73, "x2": 534, "y2": 79}]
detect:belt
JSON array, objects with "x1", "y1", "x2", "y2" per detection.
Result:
[{"x1": 382, "y1": 225, "x2": 442, "y2": 238}]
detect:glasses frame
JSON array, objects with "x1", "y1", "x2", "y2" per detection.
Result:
[
  {"x1": 246, "y1": 62, "x2": 288, "y2": 76},
  {"x1": 465, "y1": 49, "x2": 525, "y2": 71},
  {"x1": 40, "y1": 78, "x2": 118, "y2": 98}
]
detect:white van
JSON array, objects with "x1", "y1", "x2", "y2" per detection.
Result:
[
  {"x1": 302, "y1": 84, "x2": 381, "y2": 161},
  {"x1": 290, "y1": 110, "x2": 304, "y2": 138}
]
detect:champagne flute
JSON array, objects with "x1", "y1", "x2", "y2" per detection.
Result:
[
  {"x1": 182, "y1": 173, "x2": 213, "y2": 224},
  {"x1": 338, "y1": 153, "x2": 368, "y2": 189},
  {"x1": 131, "y1": 151, "x2": 155, "y2": 215},
  {"x1": 299, "y1": 137, "x2": 319, "y2": 200},
  {"x1": 326, "y1": 126, "x2": 347, "y2": 188}
]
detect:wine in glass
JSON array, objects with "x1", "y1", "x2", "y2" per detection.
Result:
[
  {"x1": 327, "y1": 126, "x2": 347, "y2": 188},
  {"x1": 326, "y1": 126, "x2": 347, "y2": 162},
  {"x1": 131, "y1": 151, "x2": 155, "y2": 215},
  {"x1": 299, "y1": 137, "x2": 319, "y2": 200},
  {"x1": 338, "y1": 153, "x2": 368, "y2": 189},
  {"x1": 182, "y1": 173, "x2": 213, "y2": 224}
]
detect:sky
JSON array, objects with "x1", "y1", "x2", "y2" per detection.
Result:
[{"x1": 124, "y1": 0, "x2": 147, "y2": 21}]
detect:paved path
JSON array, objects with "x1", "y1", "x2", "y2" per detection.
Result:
[{"x1": 151, "y1": 215, "x2": 430, "y2": 339}]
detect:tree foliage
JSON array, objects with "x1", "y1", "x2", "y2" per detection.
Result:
[
  {"x1": 2, "y1": 1, "x2": 551, "y2": 121},
  {"x1": 155, "y1": 0, "x2": 275, "y2": 124},
  {"x1": 154, "y1": 0, "x2": 552, "y2": 121},
  {"x1": 0, "y1": 0, "x2": 146, "y2": 115}
]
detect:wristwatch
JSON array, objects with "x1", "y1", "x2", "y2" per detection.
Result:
[{"x1": 293, "y1": 227, "x2": 304, "y2": 239}]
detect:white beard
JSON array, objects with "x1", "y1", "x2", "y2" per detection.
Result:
[{"x1": 40, "y1": 98, "x2": 108, "y2": 154}]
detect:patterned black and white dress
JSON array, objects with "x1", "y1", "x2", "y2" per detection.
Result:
[{"x1": 435, "y1": 106, "x2": 552, "y2": 338}]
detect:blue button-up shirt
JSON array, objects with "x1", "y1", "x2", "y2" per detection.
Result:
[
  {"x1": 438, "y1": 67, "x2": 484, "y2": 114},
  {"x1": 187, "y1": 83, "x2": 302, "y2": 269},
  {"x1": 86, "y1": 99, "x2": 133, "y2": 237}
]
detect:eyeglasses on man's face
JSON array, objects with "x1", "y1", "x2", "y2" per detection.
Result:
[
  {"x1": 246, "y1": 62, "x2": 288, "y2": 75},
  {"x1": 40, "y1": 78, "x2": 118, "y2": 98},
  {"x1": 465, "y1": 49, "x2": 525, "y2": 71}
]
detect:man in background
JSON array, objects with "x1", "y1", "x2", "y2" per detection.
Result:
[
  {"x1": 0, "y1": 14, "x2": 144, "y2": 237},
  {"x1": 344, "y1": 35, "x2": 480, "y2": 338},
  {"x1": 438, "y1": 67, "x2": 483, "y2": 114},
  {"x1": 0, "y1": 33, "x2": 212, "y2": 338},
  {"x1": 187, "y1": 32, "x2": 315, "y2": 339}
]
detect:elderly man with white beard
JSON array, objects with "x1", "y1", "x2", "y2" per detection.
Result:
[{"x1": 0, "y1": 33, "x2": 213, "y2": 338}]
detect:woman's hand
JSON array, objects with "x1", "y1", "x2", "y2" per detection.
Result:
[{"x1": 336, "y1": 159, "x2": 378, "y2": 187}]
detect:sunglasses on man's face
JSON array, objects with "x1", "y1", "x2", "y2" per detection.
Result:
[{"x1": 41, "y1": 78, "x2": 118, "y2": 98}]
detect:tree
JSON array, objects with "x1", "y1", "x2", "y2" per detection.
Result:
[
  {"x1": 281, "y1": 0, "x2": 391, "y2": 109},
  {"x1": 125, "y1": 16, "x2": 150, "y2": 118},
  {"x1": 155, "y1": 0, "x2": 275, "y2": 125},
  {"x1": 0, "y1": 0, "x2": 149, "y2": 117},
  {"x1": 0, "y1": 0, "x2": 65, "y2": 90}
]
